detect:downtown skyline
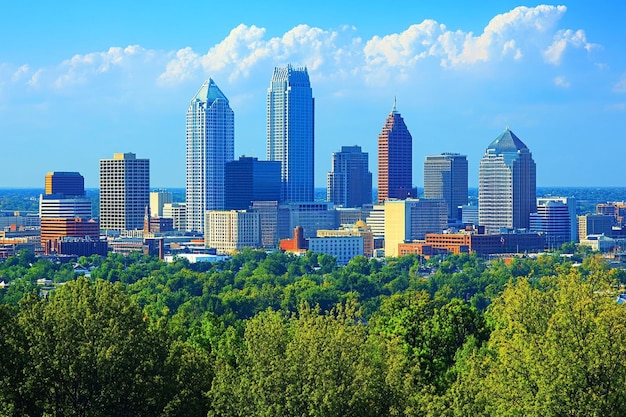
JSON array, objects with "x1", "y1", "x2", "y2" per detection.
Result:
[{"x1": 1, "y1": 1, "x2": 625, "y2": 189}]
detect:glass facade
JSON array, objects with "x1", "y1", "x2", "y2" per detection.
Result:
[
  {"x1": 478, "y1": 128, "x2": 536, "y2": 234},
  {"x1": 423, "y1": 153, "x2": 468, "y2": 222},
  {"x1": 266, "y1": 65, "x2": 314, "y2": 203},
  {"x1": 186, "y1": 79, "x2": 234, "y2": 233},
  {"x1": 327, "y1": 145, "x2": 372, "y2": 208}
]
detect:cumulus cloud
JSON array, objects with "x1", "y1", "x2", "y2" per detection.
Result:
[
  {"x1": 614, "y1": 74, "x2": 626, "y2": 93},
  {"x1": 543, "y1": 29, "x2": 596, "y2": 65}
]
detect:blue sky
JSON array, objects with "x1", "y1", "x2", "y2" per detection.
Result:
[{"x1": 1, "y1": 1, "x2": 625, "y2": 188}]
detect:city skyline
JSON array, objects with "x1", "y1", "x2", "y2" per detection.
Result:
[{"x1": 1, "y1": 1, "x2": 625, "y2": 188}]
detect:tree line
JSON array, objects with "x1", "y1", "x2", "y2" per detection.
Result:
[{"x1": 1, "y1": 248, "x2": 626, "y2": 416}]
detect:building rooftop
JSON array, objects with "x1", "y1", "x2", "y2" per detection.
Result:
[
  {"x1": 486, "y1": 127, "x2": 529, "y2": 153},
  {"x1": 192, "y1": 78, "x2": 228, "y2": 104}
]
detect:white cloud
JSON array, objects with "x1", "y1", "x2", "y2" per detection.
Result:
[
  {"x1": 554, "y1": 76, "x2": 570, "y2": 88},
  {"x1": 614, "y1": 74, "x2": 626, "y2": 93},
  {"x1": 543, "y1": 29, "x2": 596, "y2": 65}
]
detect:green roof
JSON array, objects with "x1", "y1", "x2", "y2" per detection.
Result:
[
  {"x1": 487, "y1": 127, "x2": 529, "y2": 153},
  {"x1": 192, "y1": 78, "x2": 228, "y2": 104}
]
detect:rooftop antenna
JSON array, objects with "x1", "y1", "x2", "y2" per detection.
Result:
[{"x1": 392, "y1": 96, "x2": 397, "y2": 113}]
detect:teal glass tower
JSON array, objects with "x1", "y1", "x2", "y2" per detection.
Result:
[
  {"x1": 186, "y1": 79, "x2": 234, "y2": 233},
  {"x1": 267, "y1": 65, "x2": 314, "y2": 203},
  {"x1": 478, "y1": 127, "x2": 536, "y2": 234}
]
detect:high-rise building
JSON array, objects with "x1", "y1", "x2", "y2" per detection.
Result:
[
  {"x1": 163, "y1": 202, "x2": 187, "y2": 232},
  {"x1": 267, "y1": 65, "x2": 314, "y2": 203},
  {"x1": 39, "y1": 172, "x2": 99, "y2": 254},
  {"x1": 478, "y1": 127, "x2": 536, "y2": 234},
  {"x1": 224, "y1": 156, "x2": 281, "y2": 210},
  {"x1": 99, "y1": 152, "x2": 150, "y2": 232},
  {"x1": 377, "y1": 102, "x2": 416, "y2": 204},
  {"x1": 204, "y1": 210, "x2": 260, "y2": 254},
  {"x1": 530, "y1": 197, "x2": 577, "y2": 249},
  {"x1": 45, "y1": 171, "x2": 85, "y2": 197},
  {"x1": 424, "y1": 153, "x2": 468, "y2": 223},
  {"x1": 186, "y1": 79, "x2": 234, "y2": 233},
  {"x1": 327, "y1": 145, "x2": 372, "y2": 208}
]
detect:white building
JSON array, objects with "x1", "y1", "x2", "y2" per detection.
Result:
[
  {"x1": 150, "y1": 191, "x2": 173, "y2": 218},
  {"x1": 308, "y1": 236, "x2": 364, "y2": 266},
  {"x1": 99, "y1": 152, "x2": 149, "y2": 232},
  {"x1": 186, "y1": 79, "x2": 234, "y2": 233},
  {"x1": 163, "y1": 202, "x2": 187, "y2": 232}
]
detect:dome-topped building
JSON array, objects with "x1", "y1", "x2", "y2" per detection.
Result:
[{"x1": 478, "y1": 127, "x2": 536, "y2": 234}]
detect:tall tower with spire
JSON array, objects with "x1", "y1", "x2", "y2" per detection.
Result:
[
  {"x1": 478, "y1": 127, "x2": 536, "y2": 234},
  {"x1": 377, "y1": 101, "x2": 416, "y2": 204},
  {"x1": 267, "y1": 65, "x2": 314, "y2": 203},
  {"x1": 186, "y1": 78, "x2": 234, "y2": 233}
]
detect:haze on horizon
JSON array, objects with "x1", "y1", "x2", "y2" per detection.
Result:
[{"x1": 1, "y1": 1, "x2": 625, "y2": 189}]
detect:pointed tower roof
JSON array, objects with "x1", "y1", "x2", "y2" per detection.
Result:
[
  {"x1": 486, "y1": 126, "x2": 529, "y2": 153},
  {"x1": 192, "y1": 78, "x2": 228, "y2": 104}
]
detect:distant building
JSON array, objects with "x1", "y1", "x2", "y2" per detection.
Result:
[
  {"x1": 280, "y1": 226, "x2": 308, "y2": 254},
  {"x1": 224, "y1": 156, "x2": 281, "y2": 210},
  {"x1": 317, "y1": 220, "x2": 374, "y2": 258},
  {"x1": 309, "y1": 236, "x2": 364, "y2": 266},
  {"x1": 267, "y1": 65, "x2": 314, "y2": 203},
  {"x1": 186, "y1": 79, "x2": 234, "y2": 233},
  {"x1": 377, "y1": 101, "x2": 416, "y2": 204},
  {"x1": 100, "y1": 152, "x2": 150, "y2": 232},
  {"x1": 327, "y1": 145, "x2": 372, "y2": 208},
  {"x1": 365, "y1": 205, "x2": 386, "y2": 238},
  {"x1": 384, "y1": 199, "x2": 448, "y2": 257},
  {"x1": 45, "y1": 171, "x2": 85, "y2": 197},
  {"x1": 162, "y1": 202, "x2": 187, "y2": 232},
  {"x1": 578, "y1": 214, "x2": 614, "y2": 242},
  {"x1": 596, "y1": 202, "x2": 626, "y2": 226},
  {"x1": 251, "y1": 200, "x2": 280, "y2": 250},
  {"x1": 39, "y1": 171, "x2": 100, "y2": 255},
  {"x1": 150, "y1": 191, "x2": 173, "y2": 218},
  {"x1": 423, "y1": 153, "x2": 468, "y2": 223},
  {"x1": 530, "y1": 197, "x2": 577, "y2": 249},
  {"x1": 277, "y1": 202, "x2": 338, "y2": 240},
  {"x1": 478, "y1": 127, "x2": 536, "y2": 234},
  {"x1": 204, "y1": 210, "x2": 260, "y2": 254}
]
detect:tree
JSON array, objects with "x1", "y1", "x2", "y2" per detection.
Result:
[{"x1": 453, "y1": 262, "x2": 626, "y2": 416}]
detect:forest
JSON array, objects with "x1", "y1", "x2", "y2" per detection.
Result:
[{"x1": 1, "y1": 247, "x2": 626, "y2": 417}]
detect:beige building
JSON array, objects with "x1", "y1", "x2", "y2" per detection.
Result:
[{"x1": 204, "y1": 210, "x2": 260, "y2": 254}]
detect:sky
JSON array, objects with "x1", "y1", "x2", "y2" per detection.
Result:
[{"x1": 1, "y1": 0, "x2": 625, "y2": 189}]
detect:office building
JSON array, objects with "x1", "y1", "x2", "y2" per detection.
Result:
[
  {"x1": 530, "y1": 197, "x2": 577, "y2": 249},
  {"x1": 578, "y1": 214, "x2": 614, "y2": 242},
  {"x1": 267, "y1": 65, "x2": 314, "y2": 203},
  {"x1": 317, "y1": 220, "x2": 374, "y2": 258},
  {"x1": 251, "y1": 200, "x2": 280, "y2": 250},
  {"x1": 277, "y1": 202, "x2": 338, "y2": 240},
  {"x1": 327, "y1": 145, "x2": 372, "y2": 208},
  {"x1": 45, "y1": 171, "x2": 85, "y2": 197},
  {"x1": 186, "y1": 78, "x2": 234, "y2": 233},
  {"x1": 150, "y1": 191, "x2": 173, "y2": 218},
  {"x1": 39, "y1": 172, "x2": 99, "y2": 254},
  {"x1": 163, "y1": 202, "x2": 187, "y2": 232},
  {"x1": 384, "y1": 199, "x2": 448, "y2": 257},
  {"x1": 478, "y1": 127, "x2": 536, "y2": 234},
  {"x1": 424, "y1": 153, "x2": 468, "y2": 223},
  {"x1": 204, "y1": 210, "x2": 260, "y2": 254},
  {"x1": 308, "y1": 236, "x2": 364, "y2": 266},
  {"x1": 377, "y1": 102, "x2": 416, "y2": 204},
  {"x1": 100, "y1": 152, "x2": 150, "y2": 232},
  {"x1": 224, "y1": 156, "x2": 281, "y2": 210}
]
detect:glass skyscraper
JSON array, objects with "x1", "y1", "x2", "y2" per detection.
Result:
[
  {"x1": 327, "y1": 145, "x2": 372, "y2": 208},
  {"x1": 423, "y1": 153, "x2": 468, "y2": 223},
  {"x1": 377, "y1": 102, "x2": 416, "y2": 204},
  {"x1": 478, "y1": 127, "x2": 536, "y2": 234},
  {"x1": 186, "y1": 79, "x2": 234, "y2": 233},
  {"x1": 266, "y1": 65, "x2": 314, "y2": 203}
]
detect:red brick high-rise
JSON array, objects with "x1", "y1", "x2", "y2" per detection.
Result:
[{"x1": 377, "y1": 101, "x2": 416, "y2": 204}]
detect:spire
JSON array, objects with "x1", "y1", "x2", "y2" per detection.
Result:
[{"x1": 392, "y1": 96, "x2": 398, "y2": 114}]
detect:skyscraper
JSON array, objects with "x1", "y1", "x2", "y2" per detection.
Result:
[
  {"x1": 478, "y1": 127, "x2": 536, "y2": 234},
  {"x1": 423, "y1": 153, "x2": 468, "y2": 223},
  {"x1": 267, "y1": 65, "x2": 314, "y2": 203},
  {"x1": 327, "y1": 145, "x2": 372, "y2": 208},
  {"x1": 45, "y1": 171, "x2": 85, "y2": 197},
  {"x1": 186, "y1": 78, "x2": 234, "y2": 233},
  {"x1": 224, "y1": 156, "x2": 281, "y2": 210},
  {"x1": 377, "y1": 102, "x2": 416, "y2": 204},
  {"x1": 99, "y1": 152, "x2": 150, "y2": 232}
]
